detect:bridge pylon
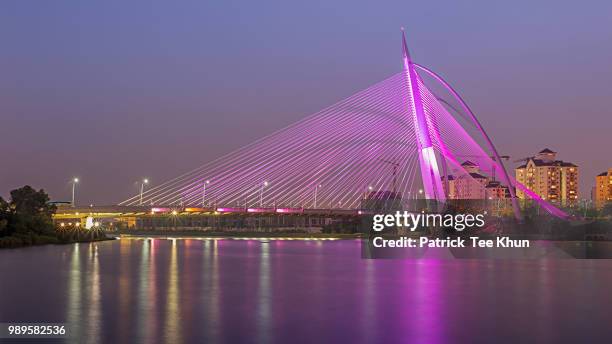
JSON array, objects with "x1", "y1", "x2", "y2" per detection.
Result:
[{"x1": 401, "y1": 29, "x2": 446, "y2": 202}]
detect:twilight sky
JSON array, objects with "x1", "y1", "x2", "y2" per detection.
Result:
[{"x1": 1, "y1": 0, "x2": 610, "y2": 204}]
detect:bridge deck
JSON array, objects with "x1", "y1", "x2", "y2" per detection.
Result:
[{"x1": 53, "y1": 205, "x2": 363, "y2": 219}]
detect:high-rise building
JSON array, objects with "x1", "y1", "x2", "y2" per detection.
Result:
[
  {"x1": 594, "y1": 168, "x2": 612, "y2": 208},
  {"x1": 515, "y1": 149, "x2": 578, "y2": 204}
]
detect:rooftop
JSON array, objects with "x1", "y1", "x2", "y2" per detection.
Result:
[
  {"x1": 485, "y1": 181, "x2": 509, "y2": 189},
  {"x1": 469, "y1": 172, "x2": 487, "y2": 179},
  {"x1": 516, "y1": 159, "x2": 578, "y2": 169}
]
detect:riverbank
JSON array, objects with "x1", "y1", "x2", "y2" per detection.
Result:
[
  {"x1": 0, "y1": 233, "x2": 114, "y2": 249},
  {"x1": 115, "y1": 229, "x2": 362, "y2": 240}
]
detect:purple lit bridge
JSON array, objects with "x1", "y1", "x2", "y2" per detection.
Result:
[{"x1": 116, "y1": 30, "x2": 568, "y2": 221}]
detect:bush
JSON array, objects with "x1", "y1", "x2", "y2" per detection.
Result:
[{"x1": 0, "y1": 236, "x2": 24, "y2": 249}]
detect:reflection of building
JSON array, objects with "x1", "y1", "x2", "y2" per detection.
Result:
[
  {"x1": 515, "y1": 149, "x2": 578, "y2": 204},
  {"x1": 594, "y1": 169, "x2": 612, "y2": 208},
  {"x1": 442, "y1": 161, "x2": 510, "y2": 200}
]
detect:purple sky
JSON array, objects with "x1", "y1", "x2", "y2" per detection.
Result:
[{"x1": 1, "y1": 1, "x2": 610, "y2": 204}]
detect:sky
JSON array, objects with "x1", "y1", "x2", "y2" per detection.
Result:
[{"x1": 0, "y1": 0, "x2": 610, "y2": 204}]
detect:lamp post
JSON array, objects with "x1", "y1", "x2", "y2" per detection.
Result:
[
  {"x1": 202, "y1": 180, "x2": 210, "y2": 206},
  {"x1": 260, "y1": 181, "x2": 268, "y2": 207},
  {"x1": 71, "y1": 178, "x2": 79, "y2": 207},
  {"x1": 313, "y1": 184, "x2": 322, "y2": 208},
  {"x1": 171, "y1": 210, "x2": 178, "y2": 229},
  {"x1": 140, "y1": 178, "x2": 149, "y2": 205}
]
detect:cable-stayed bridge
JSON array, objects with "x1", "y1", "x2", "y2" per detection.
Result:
[{"x1": 102, "y1": 30, "x2": 568, "y2": 222}]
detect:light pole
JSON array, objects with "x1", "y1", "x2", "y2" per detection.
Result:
[
  {"x1": 140, "y1": 178, "x2": 149, "y2": 205},
  {"x1": 202, "y1": 180, "x2": 210, "y2": 206},
  {"x1": 171, "y1": 210, "x2": 178, "y2": 229},
  {"x1": 313, "y1": 184, "x2": 322, "y2": 208},
  {"x1": 260, "y1": 181, "x2": 268, "y2": 207},
  {"x1": 71, "y1": 178, "x2": 79, "y2": 207}
]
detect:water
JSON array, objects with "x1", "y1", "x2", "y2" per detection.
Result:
[{"x1": 1, "y1": 238, "x2": 611, "y2": 343}]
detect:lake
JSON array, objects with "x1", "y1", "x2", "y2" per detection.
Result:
[{"x1": 1, "y1": 238, "x2": 611, "y2": 343}]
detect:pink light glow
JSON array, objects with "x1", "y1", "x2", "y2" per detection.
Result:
[
  {"x1": 275, "y1": 208, "x2": 302, "y2": 214},
  {"x1": 216, "y1": 207, "x2": 243, "y2": 213},
  {"x1": 247, "y1": 208, "x2": 274, "y2": 213}
]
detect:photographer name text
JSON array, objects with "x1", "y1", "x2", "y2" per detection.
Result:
[{"x1": 372, "y1": 236, "x2": 530, "y2": 248}]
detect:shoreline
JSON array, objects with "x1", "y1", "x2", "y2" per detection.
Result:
[
  {"x1": 0, "y1": 235, "x2": 114, "y2": 249},
  {"x1": 114, "y1": 230, "x2": 362, "y2": 240}
]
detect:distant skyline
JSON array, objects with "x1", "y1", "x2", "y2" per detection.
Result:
[{"x1": 1, "y1": 0, "x2": 611, "y2": 204}]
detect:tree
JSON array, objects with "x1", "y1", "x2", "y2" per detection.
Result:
[
  {"x1": 10, "y1": 186, "x2": 55, "y2": 217},
  {"x1": 0, "y1": 197, "x2": 9, "y2": 236},
  {"x1": 7, "y1": 186, "x2": 57, "y2": 236}
]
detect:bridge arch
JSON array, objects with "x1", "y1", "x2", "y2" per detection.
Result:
[{"x1": 413, "y1": 63, "x2": 523, "y2": 221}]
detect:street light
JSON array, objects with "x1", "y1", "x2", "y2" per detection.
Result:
[
  {"x1": 171, "y1": 210, "x2": 178, "y2": 228},
  {"x1": 71, "y1": 178, "x2": 79, "y2": 207},
  {"x1": 313, "y1": 184, "x2": 322, "y2": 208},
  {"x1": 140, "y1": 178, "x2": 149, "y2": 205},
  {"x1": 202, "y1": 180, "x2": 210, "y2": 206},
  {"x1": 260, "y1": 181, "x2": 269, "y2": 207},
  {"x1": 364, "y1": 185, "x2": 373, "y2": 199}
]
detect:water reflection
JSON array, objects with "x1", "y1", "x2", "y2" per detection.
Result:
[
  {"x1": 203, "y1": 240, "x2": 221, "y2": 341},
  {"x1": 86, "y1": 244, "x2": 101, "y2": 344},
  {"x1": 257, "y1": 243, "x2": 271, "y2": 343},
  {"x1": 164, "y1": 239, "x2": 181, "y2": 343},
  {"x1": 361, "y1": 259, "x2": 377, "y2": 343},
  {"x1": 138, "y1": 239, "x2": 157, "y2": 343},
  {"x1": 412, "y1": 260, "x2": 442, "y2": 344},
  {"x1": 66, "y1": 244, "x2": 81, "y2": 342},
  {"x1": 1, "y1": 239, "x2": 612, "y2": 343},
  {"x1": 65, "y1": 243, "x2": 101, "y2": 344},
  {"x1": 117, "y1": 238, "x2": 132, "y2": 341},
  {"x1": 535, "y1": 260, "x2": 553, "y2": 342}
]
